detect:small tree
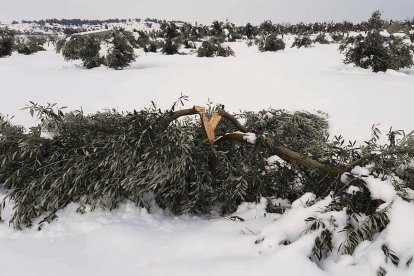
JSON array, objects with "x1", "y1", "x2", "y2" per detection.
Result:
[
  {"x1": 340, "y1": 31, "x2": 413, "y2": 72},
  {"x1": 313, "y1": 33, "x2": 330, "y2": 44},
  {"x1": 136, "y1": 30, "x2": 158, "y2": 53},
  {"x1": 61, "y1": 35, "x2": 103, "y2": 69},
  {"x1": 260, "y1": 20, "x2": 274, "y2": 35},
  {"x1": 0, "y1": 28, "x2": 15, "y2": 57},
  {"x1": 257, "y1": 34, "x2": 285, "y2": 52},
  {"x1": 291, "y1": 35, "x2": 313, "y2": 48},
  {"x1": 197, "y1": 40, "x2": 234, "y2": 57},
  {"x1": 244, "y1": 23, "x2": 256, "y2": 40},
  {"x1": 55, "y1": 38, "x2": 66, "y2": 53},
  {"x1": 161, "y1": 38, "x2": 180, "y2": 55},
  {"x1": 15, "y1": 36, "x2": 46, "y2": 55},
  {"x1": 144, "y1": 41, "x2": 158, "y2": 53},
  {"x1": 183, "y1": 39, "x2": 196, "y2": 49},
  {"x1": 105, "y1": 32, "x2": 136, "y2": 69},
  {"x1": 160, "y1": 22, "x2": 180, "y2": 40},
  {"x1": 331, "y1": 32, "x2": 344, "y2": 43},
  {"x1": 368, "y1": 10, "x2": 385, "y2": 31}
]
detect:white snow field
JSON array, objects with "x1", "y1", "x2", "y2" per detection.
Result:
[
  {"x1": 1, "y1": 42, "x2": 413, "y2": 141},
  {"x1": 1, "y1": 42, "x2": 414, "y2": 276}
]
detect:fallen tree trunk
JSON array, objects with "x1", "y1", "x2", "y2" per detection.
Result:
[
  {"x1": 216, "y1": 132, "x2": 343, "y2": 177},
  {"x1": 169, "y1": 106, "x2": 414, "y2": 178},
  {"x1": 169, "y1": 105, "x2": 343, "y2": 177}
]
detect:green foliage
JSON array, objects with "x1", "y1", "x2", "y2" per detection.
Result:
[
  {"x1": 257, "y1": 34, "x2": 285, "y2": 52},
  {"x1": 161, "y1": 38, "x2": 180, "y2": 55},
  {"x1": 331, "y1": 32, "x2": 344, "y2": 43},
  {"x1": 368, "y1": 10, "x2": 385, "y2": 31},
  {"x1": 135, "y1": 30, "x2": 158, "y2": 53},
  {"x1": 0, "y1": 98, "x2": 413, "y2": 233},
  {"x1": 105, "y1": 31, "x2": 136, "y2": 69},
  {"x1": 314, "y1": 33, "x2": 330, "y2": 44},
  {"x1": 58, "y1": 30, "x2": 139, "y2": 69},
  {"x1": 160, "y1": 22, "x2": 180, "y2": 40},
  {"x1": 183, "y1": 39, "x2": 196, "y2": 49},
  {"x1": 339, "y1": 207, "x2": 391, "y2": 255},
  {"x1": 55, "y1": 38, "x2": 66, "y2": 54},
  {"x1": 259, "y1": 20, "x2": 274, "y2": 35},
  {"x1": 312, "y1": 229, "x2": 333, "y2": 261},
  {"x1": 291, "y1": 35, "x2": 313, "y2": 48},
  {"x1": 197, "y1": 40, "x2": 235, "y2": 57},
  {"x1": 145, "y1": 41, "x2": 158, "y2": 53},
  {"x1": 61, "y1": 35, "x2": 103, "y2": 69},
  {"x1": 340, "y1": 31, "x2": 414, "y2": 72},
  {"x1": 15, "y1": 36, "x2": 46, "y2": 55},
  {"x1": 244, "y1": 23, "x2": 257, "y2": 40},
  {"x1": 0, "y1": 99, "x2": 331, "y2": 228},
  {"x1": 0, "y1": 28, "x2": 15, "y2": 57}
]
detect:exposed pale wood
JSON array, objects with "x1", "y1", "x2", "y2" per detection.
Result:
[
  {"x1": 170, "y1": 106, "x2": 342, "y2": 176},
  {"x1": 168, "y1": 106, "x2": 200, "y2": 122},
  {"x1": 209, "y1": 114, "x2": 222, "y2": 130},
  {"x1": 194, "y1": 106, "x2": 206, "y2": 113}
]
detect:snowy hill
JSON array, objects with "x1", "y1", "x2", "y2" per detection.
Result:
[{"x1": 5, "y1": 18, "x2": 162, "y2": 36}]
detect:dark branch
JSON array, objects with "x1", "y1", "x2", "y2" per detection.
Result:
[
  {"x1": 168, "y1": 106, "x2": 203, "y2": 122},
  {"x1": 219, "y1": 110, "x2": 248, "y2": 133},
  {"x1": 216, "y1": 132, "x2": 342, "y2": 177}
]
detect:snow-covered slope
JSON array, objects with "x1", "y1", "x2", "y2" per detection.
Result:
[{"x1": 6, "y1": 19, "x2": 161, "y2": 35}]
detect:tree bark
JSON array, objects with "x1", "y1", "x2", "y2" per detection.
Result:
[{"x1": 216, "y1": 132, "x2": 342, "y2": 177}]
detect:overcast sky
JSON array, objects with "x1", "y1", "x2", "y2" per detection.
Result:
[{"x1": 1, "y1": 0, "x2": 414, "y2": 24}]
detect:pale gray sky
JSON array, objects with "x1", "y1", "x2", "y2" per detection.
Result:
[{"x1": 1, "y1": 0, "x2": 413, "y2": 24}]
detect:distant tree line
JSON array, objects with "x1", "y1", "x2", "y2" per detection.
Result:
[{"x1": 4, "y1": 11, "x2": 414, "y2": 72}]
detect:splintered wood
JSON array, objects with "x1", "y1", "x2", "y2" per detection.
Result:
[{"x1": 195, "y1": 107, "x2": 222, "y2": 144}]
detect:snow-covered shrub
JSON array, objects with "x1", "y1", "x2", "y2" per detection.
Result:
[
  {"x1": 340, "y1": 31, "x2": 414, "y2": 72},
  {"x1": 243, "y1": 23, "x2": 257, "y2": 40},
  {"x1": 55, "y1": 38, "x2": 66, "y2": 53},
  {"x1": 183, "y1": 39, "x2": 196, "y2": 49},
  {"x1": 1, "y1": 98, "x2": 413, "y2": 232},
  {"x1": 105, "y1": 31, "x2": 136, "y2": 69},
  {"x1": 210, "y1": 20, "x2": 224, "y2": 37},
  {"x1": 144, "y1": 41, "x2": 158, "y2": 53},
  {"x1": 259, "y1": 20, "x2": 274, "y2": 35},
  {"x1": 331, "y1": 32, "x2": 344, "y2": 43},
  {"x1": 257, "y1": 34, "x2": 285, "y2": 52},
  {"x1": 15, "y1": 36, "x2": 46, "y2": 55},
  {"x1": 367, "y1": 10, "x2": 385, "y2": 31},
  {"x1": 135, "y1": 30, "x2": 150, "y2": 47},
  {"x1": 0, "y1": 99, "x2": 331, "y2": 227},
  {"x1": 291, "y1": 35, "x2": 313, "y2": 48},
  {"x1": 161, "y1": 38, "x2": 180, "y2": 55},
  {"x1": 135, "y1": 30, "x2": 158, "y2": 53},
  {"x1": 0, "y1": 28, "x2": 15, "y2": 57},
  {"x1": 197, "y1": 40, "x2": 234, "y2": 57},
  {"x1": 160, "y1": 22, "x2": 180, "y2": 40},
  {"x1": 313, "y1": 33, "x2": 330, "y2": 44},
  {"x1": 61, "y1": 35, "x2": 103, "y2": 69}
]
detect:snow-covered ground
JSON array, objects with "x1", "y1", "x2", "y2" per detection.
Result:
[
  {"x1": 1, "y1": 180, "x2": 414, "y2": 276},
  {"x1": 7, "y1": 19, "x2": 161, "y2": 35},
  {"x1": 1, "y1": 42, "x2": 413, "y2": 142},
  {"x1": 1, "y1": 41, "x2": 414, "y2": 275}
]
